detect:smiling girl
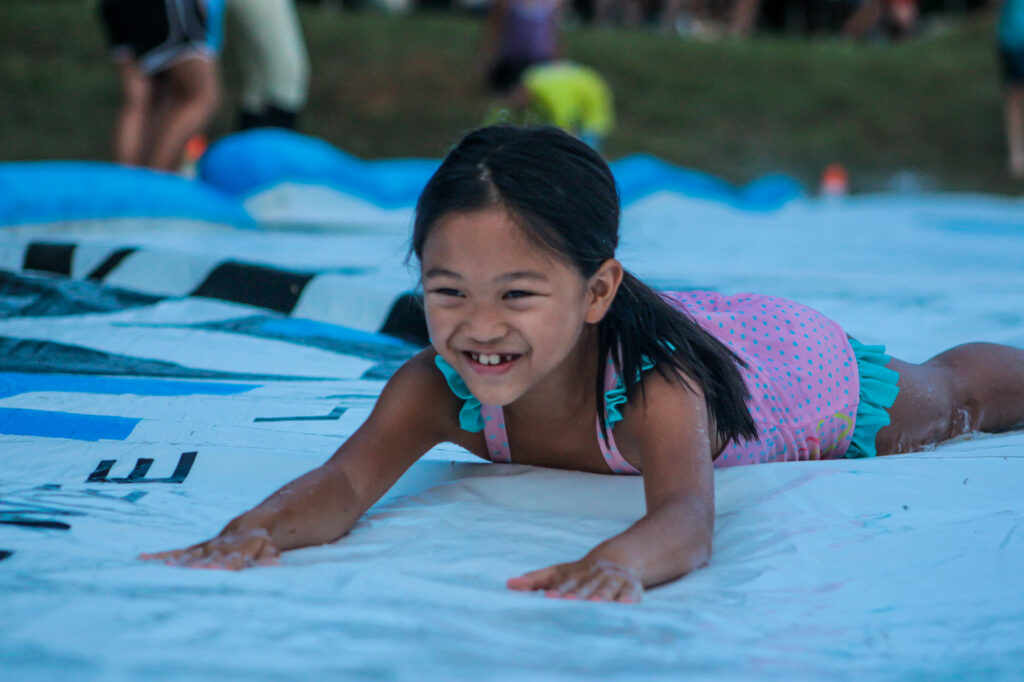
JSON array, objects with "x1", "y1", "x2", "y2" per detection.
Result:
[{"x1": 143, "y1": 126, "x2": 1024, "y2": 602}]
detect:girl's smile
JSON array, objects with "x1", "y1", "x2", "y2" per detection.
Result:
[
  {"x1": 464, "y1": 351, "x2": 521, "y2": 373},
  {"x1": 420, "y1": 206, "x2": 604, "y2": 408}
]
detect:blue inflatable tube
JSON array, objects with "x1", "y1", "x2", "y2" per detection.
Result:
[
  {"x1": 0, "y1": 162, "x2": 255, "y2": 228},
  {"x1": 200, "y1": 129, "x2": 803, "y2": 214},
  {"x1": 199, "y1": 129, "x2": 439, "y2": 209},
  {"x1": 611, "y1": 154, "x2": 804, "y2": 211}
]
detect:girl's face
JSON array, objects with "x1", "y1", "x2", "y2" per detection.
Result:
[{"x1": 421, "y1": 207, "x2": 617, "y2": 407}]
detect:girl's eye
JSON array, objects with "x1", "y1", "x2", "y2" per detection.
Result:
[{"x1": 430, "y1": 288, "x2": 464, "y2": 298}]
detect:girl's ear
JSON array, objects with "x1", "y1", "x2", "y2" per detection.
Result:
[{"x1": 585, "y1": 259, "x2": 624, "y2": 324}]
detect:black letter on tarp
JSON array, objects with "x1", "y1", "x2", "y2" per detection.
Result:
[{"x1": 87, "y1": 451, "x2": 197, "y2": 484}]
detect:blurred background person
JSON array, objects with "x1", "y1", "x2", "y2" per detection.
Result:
[
  {"x1": 228, "y1": 0, "x2": 311, "y2": 130},
  {"x1": 98, "y1": 0, "x2": 224, "y2": 171},
  {"x1": 842, "y1": 0, "x2": 919, "y2": 41},
  {"x1": 999, "y1": 0, "x2": 1024, "y2": 178},
  {"x1": 486, "y1": 61, "x2": 615, "y2": 151},
  {"x1": 482, "y1": 0, "x2": 564, "y2": 95}
]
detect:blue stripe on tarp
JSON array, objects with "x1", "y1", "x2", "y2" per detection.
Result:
[
  {"x1": 0, "y1": 407, "x2": 139, "y2": 441},
  {"x1": 0, "y1": 373, "x2": 259, "y2": 399}
]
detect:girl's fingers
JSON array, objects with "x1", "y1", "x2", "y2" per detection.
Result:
[
  {"x1": 616, "y1": 579, "x2": 642, "y2": 604},
  {"x1": 571, "y1": 571, "x2": 608, "y2": 601},
  {"x1": 508, "y1": 560, "x2": 644, "y2": 603},
  {"x1": 507, "y1": 557, "x2": 643, "y2": 602},
  {"x1": 506, "y1": 566, "x2": 557, "y2": 590},
  {"x1": 545, "y1": 576, "x2": 579, "y2": 599},
  {"x1": 139, "y1": 547, "x2": 193, "y2": 562},
  {"x1": 549, "y1": 562, "x2": 606, "y2": 599},
  {"x1": 585, "y1": 577, "x2": 621, "y2": 602},
  {"x1": 139, "y1": 531, "x2": 279, "y2": 570}
]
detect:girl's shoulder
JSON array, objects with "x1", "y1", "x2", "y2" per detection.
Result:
[
  {"x1": 615, "y1": 364, "x2": 719, "y2": 465},
  {"x1": 373, "y1": 349, "x2": 465, "y2": 442}
]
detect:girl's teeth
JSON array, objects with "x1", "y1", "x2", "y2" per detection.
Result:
[{"x1": 473, "y1": 353, "x2": 512, "y2": 365}]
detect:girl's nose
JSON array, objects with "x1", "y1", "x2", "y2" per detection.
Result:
[{"x1": 465, "y1": 304, "x2": 508, "y2": 343}]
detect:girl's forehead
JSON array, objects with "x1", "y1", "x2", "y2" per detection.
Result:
[
  {"x1": 420, "y1": 208, "x2": 577, "y2": 277},
  {"x1": 424, "y1": 208, "x2": 542, "y2": 257}
]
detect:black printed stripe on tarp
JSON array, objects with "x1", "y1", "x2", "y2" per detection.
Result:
[
  {"x1": 23, "y1": 242, "x2": 75, "y2": 276},
  {"x1": 0, "y1": 336, "x2": 319, "y2": 380},
  {"x1": 191, "y1": 261, "x2": 314, "y2": 313},
  {"x1": 0, "y1": 269, "x2": 162, "y2": 319},
  {"x1": 12, "y1": 243, "x2": 413, "y2": 338},
  {"x1": 87, "y1": 248, "x2": 138, "y2": 281}
]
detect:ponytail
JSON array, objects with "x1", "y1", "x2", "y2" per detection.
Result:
[{"x1": 596, "y1": 272, "x2": 758, "y2": 448}]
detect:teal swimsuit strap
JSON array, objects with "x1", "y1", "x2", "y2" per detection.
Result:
[{"x1": 434, "y1": 353, "x2": 652, "y2": 474}]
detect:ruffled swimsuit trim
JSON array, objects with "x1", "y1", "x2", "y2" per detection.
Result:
[
  {"x1": 844, "y1": 338, "x2": 901, "y2": 458},
  {"x1": 433, "y1": 354, "x2": 485, "y2": 432},
  {"x1": 433, "y1": 354, "x2": 651, "y2": 474}
]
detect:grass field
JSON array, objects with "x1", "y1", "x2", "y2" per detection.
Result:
[{"x1": 0, "y1": 0, "x2": 1018, "y2": 194}]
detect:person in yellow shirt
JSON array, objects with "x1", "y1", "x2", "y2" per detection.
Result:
[{"x1": 488, "y1": 62, "x2": 614, "y2": 151}]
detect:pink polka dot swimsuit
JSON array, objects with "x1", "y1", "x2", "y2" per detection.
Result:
[
  {"x1": 666, "y1": 291, "x2": 859, "y2": 468},
  {"x1": 468, "y1": 291, "x2": 860, "y2": 474}
]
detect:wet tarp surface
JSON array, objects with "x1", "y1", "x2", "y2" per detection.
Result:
[{"x1": 1, "y1": 169, "x2": 1023, "y2": 681}]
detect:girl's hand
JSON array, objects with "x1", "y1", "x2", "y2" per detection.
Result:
[
  {"x1": 506, "y1": 557, "x2": 643, "y2": 603},
  {"x1": 139, "y1": 527, "x2": 280, "y2": 570}
]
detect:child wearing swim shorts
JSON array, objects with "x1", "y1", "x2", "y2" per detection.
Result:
[
  {"x1": 143, "y1": 126, "x2": 1024, "y2": 603},
  {"x1": 98, "y1": 0, "x2": 223, "y2": 171}
]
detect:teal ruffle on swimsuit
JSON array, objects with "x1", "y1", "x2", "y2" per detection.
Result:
[
  {"x1": 434, "y1": 355, "x2": 486, "y2": 432},
  {"x1": 433, "y1": 354, "x2": 655, "y2": 433},
  {"x1": 844, "y1": 338, "x2": 901, "y2": 458}
]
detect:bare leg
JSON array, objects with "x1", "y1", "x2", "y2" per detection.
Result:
[
  {"x1": 144, "y1": 56, "x2": 220, "y2": 171},
  {"x1": 841, "y1": 0, "x2": 882, "y2": 40},
  {"x1": 1005, "y1": 86, "x2": 1024, "y2": 179},
  {"x1": 876, "y1": 343, "x2": 1024, "y2": 455},
  {"x1": 729, "y1": 0, "x2": 761, "y2": 36},
  {"x1": 112, "y1": 60, "x2": 154, "y2": 166}
]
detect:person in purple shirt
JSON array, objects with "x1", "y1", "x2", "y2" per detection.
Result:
[{"x1": 481, "y1": 0, "x2": 564, "y2": 94}]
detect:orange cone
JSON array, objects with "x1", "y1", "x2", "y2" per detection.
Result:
[
  {"x1": 180, "y1": 135, "x2": 208, "y2": 178},
  {"x1": 185, "y1": 135, "x2": 208, "y2": 163},
  {"x1": 820, "y1": 163, "x2": 849, "y2": 197}
]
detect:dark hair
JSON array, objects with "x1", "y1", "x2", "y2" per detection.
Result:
[{"x1": 411, "y1": 126, "x2": 757, "y2": 448}]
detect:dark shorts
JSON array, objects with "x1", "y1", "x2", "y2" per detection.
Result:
[
  {"x1": 99, "y1": 0, "x2": 213, "y2": 75},
  {"x1": 487, "y1": 56, "x2": 547, "y2": 94},
  {"x1": 999, "y1": 45, "x2": 1024, "y2": 85}
]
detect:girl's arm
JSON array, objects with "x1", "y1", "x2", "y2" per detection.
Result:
[
  {"x1": 507, "y1": 371, "x2": 716, "y2": 602},
  {"x1": 140, "y1": 350, "x2": 454, "y2": 569}
]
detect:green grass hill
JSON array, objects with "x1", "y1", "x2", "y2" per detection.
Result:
[{"x1": 1, "y1": 0, "x2": 1018, "y2": 194}]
